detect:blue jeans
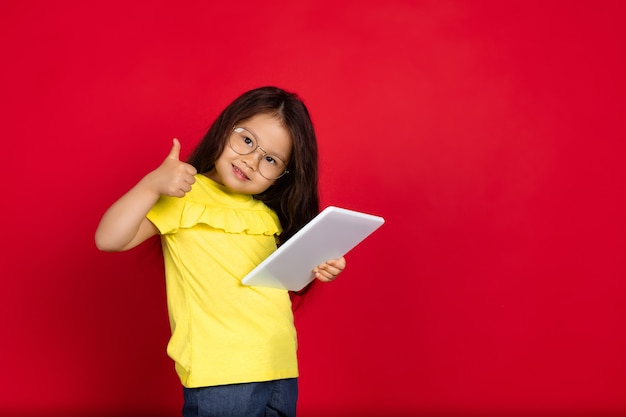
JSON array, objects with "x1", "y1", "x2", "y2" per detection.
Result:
[{"x1": 182, "y1": 378, "x2": 298, "y2": 417}]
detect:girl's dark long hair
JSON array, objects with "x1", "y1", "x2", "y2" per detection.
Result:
[{"x1": 187, "y1": 86, "x2": 320, "y2": 244}]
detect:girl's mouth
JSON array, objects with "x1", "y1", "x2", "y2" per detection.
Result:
[{"x1": 232, "y1": 164, "x2": 249, "y2": 181}]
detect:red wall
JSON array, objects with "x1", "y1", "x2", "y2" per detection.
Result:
[{"x1": 2, "y1": 1, "x2": 625, "y2": 416}]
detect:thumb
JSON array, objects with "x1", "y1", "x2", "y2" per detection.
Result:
[{"x1": 167, "y1": 138, "x2": 181, "y2": 160}]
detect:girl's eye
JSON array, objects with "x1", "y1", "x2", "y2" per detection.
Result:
[
  {"x1": 242, "y1": 136, "x2": 254, "y2": 147},
  {"x1": 264, "y1": 155, "x2": 277, "y2": 165}
]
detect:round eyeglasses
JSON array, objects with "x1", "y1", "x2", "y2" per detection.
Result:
[{"x1": 229, "y1": 127, "x2": 289, "y2": 180}]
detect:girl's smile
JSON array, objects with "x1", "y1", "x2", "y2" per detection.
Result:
[{"x1": 232, "y1": 163, "x2": 250, "y2": 181}]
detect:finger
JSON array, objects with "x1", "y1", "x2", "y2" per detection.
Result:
[
  {"x1": 324, "y1": 266, "x2": 341, "y2": 276},
  {"x1": 180, "y1": 182, "x2": 193, "y2": 193},
  {"x1": 315, "y1": 270, "x2": 335, "y2": 282},
  {"x1": 167, "y1": 138, "x2": 181, "y2": 160},
  {"x1": 186, "y1": 163, "x2": 198, "y2": 176},
  {"x1": 185, "y1": 175, "x2": 197, "y2": 185},
  {"x1": 314, "y1": 264, "x2": 334, "y2": 275},
  {"x1": 317, "y1": 263, "x2": 338, "y2": 273},
  {"x1": 324, "y1": 267, "x2": 342, "y2": 279},
  {"x1": 326, "y1": 257, "x2": 346, "y2": 270}
]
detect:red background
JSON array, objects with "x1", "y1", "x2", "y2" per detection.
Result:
[{"x1": 1, "y1": 1, "x2": 625, "y2": 416}]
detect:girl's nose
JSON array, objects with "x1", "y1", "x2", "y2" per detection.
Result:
[{"x1": 242, "y1": 152, "x2": 260, "y2": 171}]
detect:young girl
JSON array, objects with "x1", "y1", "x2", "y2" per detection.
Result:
[{"x1": 95, "y1": 86, "x2": 345, "y2": 417}]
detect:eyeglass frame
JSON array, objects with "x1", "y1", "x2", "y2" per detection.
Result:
[{"x1": 228, "y1": 126, "x2": 290, "y2": 180}]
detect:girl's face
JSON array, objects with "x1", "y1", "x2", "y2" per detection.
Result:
[{"x1": 207, "y1": 113, "x2": 292, "y2": 195}]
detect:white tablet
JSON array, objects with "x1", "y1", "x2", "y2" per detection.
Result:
[{"x1": 241, "y1": 206, "x2": 385, "y2": 291}]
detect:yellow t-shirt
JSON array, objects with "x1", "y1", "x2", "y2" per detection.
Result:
[{"x1": 147, "y1": 175, "x2": 298, "y2": 388}]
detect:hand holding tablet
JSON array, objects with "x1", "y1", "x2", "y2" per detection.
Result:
[{"x1": 241, "y1": 206, "x2": 385, "y2": 291}]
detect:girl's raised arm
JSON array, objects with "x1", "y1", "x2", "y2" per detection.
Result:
[{"x1": 95, "y1": 139, "x2": 197, "y2": 252}]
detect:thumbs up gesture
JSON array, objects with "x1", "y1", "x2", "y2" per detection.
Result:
[{"x1": 147, "y1": 138, "x2": 198, "y2": 197}]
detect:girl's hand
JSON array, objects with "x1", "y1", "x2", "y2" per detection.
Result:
[
  {"x1": 313, "y1": 256, "x2": 346, "y2": 283},
  {"x1": 146, "y1": 138, "x2": 197, "y2": 197}
]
